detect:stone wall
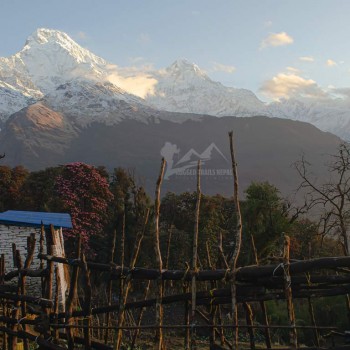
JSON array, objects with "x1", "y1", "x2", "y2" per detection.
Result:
[
  {"x1": 0, "y1": 225, "x2": 67, "y2": 309},
  {"x1": 0, "y1": 225, "x2": 44, "y2": 296}
]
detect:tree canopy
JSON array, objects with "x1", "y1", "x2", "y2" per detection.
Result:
[{"x1": 55, "y1": 162, "x2": 114, "y2": 252}]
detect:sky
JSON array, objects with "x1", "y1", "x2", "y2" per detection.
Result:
[{"x1": 1, "y1": 0, "x2": 350, "y2": 101}]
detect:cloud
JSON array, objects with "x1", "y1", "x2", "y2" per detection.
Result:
[
  {"x1": 286, "y1": 66, "x2": 300, "y2": 73},
  {"x1": 212, "y1": 62, "x2": 236, "y2": 74},
  {"x1": 299, "y1": 56, "x2": 314, "y2": 62},
  {"x1": 105, "y1": 64, "x2": 158, "y2": 99},
  {"x1": 326, "y1": 59, "x2": 337, "y2": 66},
  {"x1": 260, "y1": 32, "x2": 294, "y2": 49},
  {"x1": 260, "y1": 72, "x2": 326, "y2": 99},
  {"x1": 110, "y1": 74, "x2": 157, "y2": 98}
]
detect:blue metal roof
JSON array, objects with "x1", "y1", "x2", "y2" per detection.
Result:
[{"x1": 0, "y1": 211, "x2": 73, "y2": 229}]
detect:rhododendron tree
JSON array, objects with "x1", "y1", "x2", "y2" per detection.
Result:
[{"x1": 55, "y1": 162, "x2": 114, "y2": 252}]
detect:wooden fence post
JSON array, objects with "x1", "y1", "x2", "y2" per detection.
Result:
[
  {"x1": 65, "y1": 234, "x2": 82, "y2": 349},
  {"x1": 228, "y1": 131, "x2": 243, "y2": 350},
  {"x1": 283, "y1": 235, "x2": 298, "y2": 349},
  {"x1": 191, "y1": 160, "x2": 201, "y2": 349},
  {"x1": 154, "y1": 158, "x2": 166, "y2": 350}
]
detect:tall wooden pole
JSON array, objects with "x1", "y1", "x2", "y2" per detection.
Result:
[
  {"x1": 154, "y1": 158, "x2": 166, "y2": 350},
  {"x1": 228, "y1": 131, "x2": 243, "y2": 350},
  {"x1": 283, "y1": 235, "x2": 298, "y2": 349},
  {"x1": 65, "y1": 234, "x2": 82, "y2": 349},
  {"x1": 191, "y1": 160, "x2": 201, "y2": 349}
]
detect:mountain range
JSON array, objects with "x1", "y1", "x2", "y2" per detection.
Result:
[
  {"x1": 1, "y1": 28, "x2": 350, "y2": 139},
  {"x1": 0, "y1": 28, "x2": 345, "y2": 197}
]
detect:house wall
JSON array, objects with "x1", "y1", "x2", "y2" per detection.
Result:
[
  {"x1": 0, "y1": 225, "x2": 43, "y2": 270},
  {"x1": 0, "y1": 225, "x2": 67, "y2": 309}
]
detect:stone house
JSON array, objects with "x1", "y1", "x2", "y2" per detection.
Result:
[{"x1": 0, "y1": 210, "x2": 72, "y2": 308}]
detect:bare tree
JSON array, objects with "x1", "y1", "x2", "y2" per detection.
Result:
[{"x1": 295, "y1": 142, "x2": 350, "y2": 255}]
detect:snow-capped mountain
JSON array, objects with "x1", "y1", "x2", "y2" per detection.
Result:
[
  {"x1": 0, "y1": 28, "x2": 109, "y2": 93},
  {"x1": 0, "y1": 28, "x2": 144, "y2": 124},
  {"x1": 44, "y1": 80, "x2": 147, "y2": 126},
  {"x1": 145, "y1": 59, "x2": 267, "y2": 117},
  {"x1": 268, "y1": 97, "x2": 350, "y2": 141},
  {"x1": 2, "y1": 28, "x2": 350, "y2": 140},
  {"x1": 0, "y1": 82, "x2": 35, "y2": 126},
  {"x1": 0, "y1": 28, "x2": 268, "y2": 126},
  {"x1": 144, "y1": 60, "x2": 350, "y2": 139}
]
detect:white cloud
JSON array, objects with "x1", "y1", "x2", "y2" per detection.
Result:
[
  {"x1": 107, "y1": 73, "x2": 157, "y2": 99},
  {"x1": 327, "y1": 59, "x2": 337, "y2": 67},
  {"x1": 260, "y1": 32, "x2": 294, "y2": 49},
  {"x1": 286, "y1": 66, "x2": 300, "y2": 73},
  {"x1": 299, "y1": 56, "x2": 314, "y2": 62},
  {"x1": 105, "y1": 64, "x2": 158, "y2": 99},
  {"x1": 260, "y1": 72, "x2": 326, "y2": 99},
  {"x1": 212, "y1": 62, "x2": 236, "y2": 74}
]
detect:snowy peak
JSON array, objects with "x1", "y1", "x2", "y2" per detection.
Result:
[
  {"x1": 146, "y1": 59, "x2": 266, "y2": 117},
  {"x1": 25, "y1": 28, "x2": 74, "y2": 46},
  {"x1": 0, "y1": 28, "x2": 152, "y2": 127},
  {"x1": 167, "y1": 59, "x2": 207, "y2": 77},
  {"x1": 18, "y1": 28, "x2": 108, "y2": 91},
  {"x1": 22, "y1": 28, "x2": 107, "y2": 67},
  {"x1": 160, "y1": 58, "x2": 212, "y2": 87},
  {"x1": 0, "y1": 27, "x2": 110, "y2": 100}
]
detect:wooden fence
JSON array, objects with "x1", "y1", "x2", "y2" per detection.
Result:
[{"x1": 1, "y1": 232, "x2": 350, "y2": 349}]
